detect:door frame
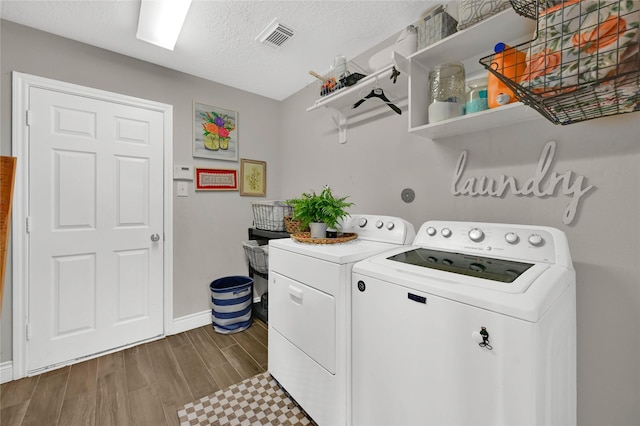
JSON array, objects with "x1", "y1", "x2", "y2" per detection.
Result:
[{"x1": 11, "y1": 72, "x2": 174, "y2": 378}]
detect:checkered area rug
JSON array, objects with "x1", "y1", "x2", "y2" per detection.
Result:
[{"x1": 177, "y1": 371, "x2": 315, "y2": 425}]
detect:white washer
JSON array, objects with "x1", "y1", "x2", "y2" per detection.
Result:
[
  {"x1": 352, "y1": 220, "x2": 576, "y2": 426},
  {"x1": 268, "y1": 215, "x2": 416, "y2": 426}
]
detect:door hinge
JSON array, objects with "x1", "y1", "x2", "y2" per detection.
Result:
[
  {"x1": 26, "y1": 110, "x2": 32, "y2": 126},
  {"x1": 26, "y1": 323, "x2": 32, "y2": 340},
  {"x1": 26, "y1": 216, "x2": 32, "y2": 233}
]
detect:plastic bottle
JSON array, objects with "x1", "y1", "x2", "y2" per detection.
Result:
[
  {"x1": 487, "y1": 42, "x2": 526, "y2": 108},
  {"x1": 465, "y1": 78, "x2": 488, "y2": 114}
]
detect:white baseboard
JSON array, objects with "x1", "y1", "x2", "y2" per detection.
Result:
[
  {"x1": 171, "y1": 309, "x2": 211, "y2": 335},
  {"x1": 1, "y1": 361, "x2": 13, "y2": 384}
]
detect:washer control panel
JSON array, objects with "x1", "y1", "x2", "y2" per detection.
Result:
[{"x1": 415, "y1": 221, "x2": 570, "y2": 266}]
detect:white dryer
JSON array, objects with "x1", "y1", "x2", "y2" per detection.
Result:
[
  {"x1": 268, "y1": 215, "x2": 415, "y2": 426},
  {"x1": 351, "y1": 220, "x2": 576, "y2": 426}
]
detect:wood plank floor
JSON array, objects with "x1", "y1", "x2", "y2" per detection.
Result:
[{"x1": 0, "y1": 320, "x2": 268, "y2": 426}]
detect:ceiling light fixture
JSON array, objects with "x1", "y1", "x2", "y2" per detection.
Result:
[{"x1": 136, "y1": 0, "x2": 193, "y2": 50}]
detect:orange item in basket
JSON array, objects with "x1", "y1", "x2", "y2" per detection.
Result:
[{"x1": 487, "y1": 43, "x2": 526, "y2": 108}]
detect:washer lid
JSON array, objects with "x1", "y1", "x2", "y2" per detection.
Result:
[
  {"x1": 387, "y1": 248, "x2": 534, "y2": 283},
  {"x1": 365, "y1": 246, "x2": 549, "y2": 295},
  {"x1": 353, "y1": 245, "x2": 574, "y2": 322}
]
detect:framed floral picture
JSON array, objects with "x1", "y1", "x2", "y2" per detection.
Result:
[
  {"x1": 195, "y1": 168, "x2": 238, "y2": 191},
  {"x1": 193, "y1": 102, "x2": 238, "y2": 161},
  {"x1": 240, "y1": 159, "x2": 266, "y2": 197}
]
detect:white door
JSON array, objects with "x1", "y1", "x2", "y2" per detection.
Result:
[{"x1": 27, "y1": 87, "x2": 164, "y2": 373}]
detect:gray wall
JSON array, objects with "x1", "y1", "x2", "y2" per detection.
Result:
[
  {"x1": 2, "y1": 16, "x2": 640, "y2": 426},
  {"x1": 280, "y1": 82, "x2": 640, "y2": 425},
  {"x1": 1, "y1": 20, "x2": 282, "y2": 360}
]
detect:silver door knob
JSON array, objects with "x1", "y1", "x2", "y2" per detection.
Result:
[{"x1": 151, "y1": 233, "x2": 160, "y2": 242}]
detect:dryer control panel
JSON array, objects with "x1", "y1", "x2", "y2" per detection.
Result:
[{"x1": 340, "y1": 215, "x2": 416, "y2": 245}]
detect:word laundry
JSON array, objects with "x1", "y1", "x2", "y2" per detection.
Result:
[{"x1": 451, "y1": 141, "x2": 594, "y2": 225}]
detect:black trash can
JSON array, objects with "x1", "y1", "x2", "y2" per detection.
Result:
[{"x1": 209, "y1": 275, "x2": 253, "y2": 334}]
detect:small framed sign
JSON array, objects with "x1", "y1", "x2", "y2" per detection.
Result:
[
  {"x1": 240, "y1": 158, "x2": 266, "y2": 197},
  {"x1": 195, "y1": 168, "x2": 238, "y2": 191}
]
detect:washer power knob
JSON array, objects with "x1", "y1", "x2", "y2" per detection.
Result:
[
  {"x1": 386, "y1": 221, "x2": 395, "y2": 230},
  {"x1": 468, "y1": 228, "x2": 484, "y2": 242},
  {"x1": 375, "y1": 220, "x2": 384, "y2": 229},
  {"x1": 528, "y1": 234, "x2": 544, "y2": 246},
  {"x1": 441, "y1": 228, "x2": 452, "y2": 238},
  {"x1": 358, "y1": 217, "x2": 368, "y2": 228},
  {"x1": 426, "y1": 226, "x2": 437, "y2": 236},
  {"x1": 505, "y1": 232, "x2": 519, "y2": 244}
]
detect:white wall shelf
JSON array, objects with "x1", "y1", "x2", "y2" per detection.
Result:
[
  {"x1": 307, "y1": 64, "x2": 408, "y2": 143},
  {"x1": 410, "y1": 102, "x2": 540, "y2": 140},
  {"x1": 407, "y1": 8, "x2": 539, "y2": 140},
  {"x1": 307, "y1": 8, "x2": 540, "y2": 142}
]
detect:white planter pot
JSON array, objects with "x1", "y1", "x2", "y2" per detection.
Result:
[{"x1": 309, "y1": 222, "x2": 327, "y2": 238}]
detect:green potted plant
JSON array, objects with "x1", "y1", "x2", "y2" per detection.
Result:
[{"x1": 286, "y1": 186, "x2": 354, "y2": 238}]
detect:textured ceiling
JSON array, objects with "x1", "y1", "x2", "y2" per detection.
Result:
[{"x1": 1, "y1": 0, "x2": 442, "y2": 100}]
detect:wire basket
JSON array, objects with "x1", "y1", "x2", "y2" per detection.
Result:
[
  {"x1": 242, "y1": 241, "x2": 269, "y2": 275},
  {"x1": 251, "y1": 201, "x2": 293, "y2": 231},
  {"x1": 418, "y1": 5, "x2": 458, "y2": 50},
  {"x1": 509, "y1": 0, "x2": 563, "y2": 19},
  {"x1": 314, "y1": 61, "x2": 368, "y2": 97},
  {"x1": 479, "y1": 0, "x2": 640, "y2": 125}
]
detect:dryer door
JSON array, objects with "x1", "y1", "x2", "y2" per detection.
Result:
[{"x1": 270, "y1": 272, "x2": 336, "y2": 373}]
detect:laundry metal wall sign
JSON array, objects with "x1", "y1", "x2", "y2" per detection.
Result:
[{"x1": 451, "y1": 141, "x2": 594, "y2": 225}]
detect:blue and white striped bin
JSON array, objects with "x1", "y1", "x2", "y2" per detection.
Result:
[{"x1": 210, "y1": 275, "x2": 253, "y2": 334}]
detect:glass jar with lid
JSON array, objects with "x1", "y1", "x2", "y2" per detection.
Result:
[{"x1": 428, "y1": 63, "x2": 465, "y2": 123}]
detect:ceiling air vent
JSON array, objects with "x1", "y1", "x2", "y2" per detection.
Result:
[{"x1": 256, "y1": 19, "x2": 295, "y2": 49}]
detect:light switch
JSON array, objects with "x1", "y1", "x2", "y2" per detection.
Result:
[
  {"x1": 177, "y1": 181, "x2": 188, "y2": 197},
  {"x1": 174, "y1": 165, "x2": 193, "y2": 180}
]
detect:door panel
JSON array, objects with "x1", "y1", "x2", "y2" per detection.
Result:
[
  {"x1": 54, "y1": 105, "x2": 96, "y2": 138},
  {"x1": 115, "y1": 116, "x2": 150, "y2": 144},
  {"x1": 28, "y1": 87, "x2": 164, "y2": 373},
  {"x1": 115, "y1": 156, "x2": 149, "y2": 226},
  {"x1": 53, "y1": 253, "x2": 97, "y2": 337},
  {"x1": 115, "y1": 248, "x2": 150, "y2": 323},
  {"x1": 55, "y1": 150, "x2": 96, "y2": 229}
]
